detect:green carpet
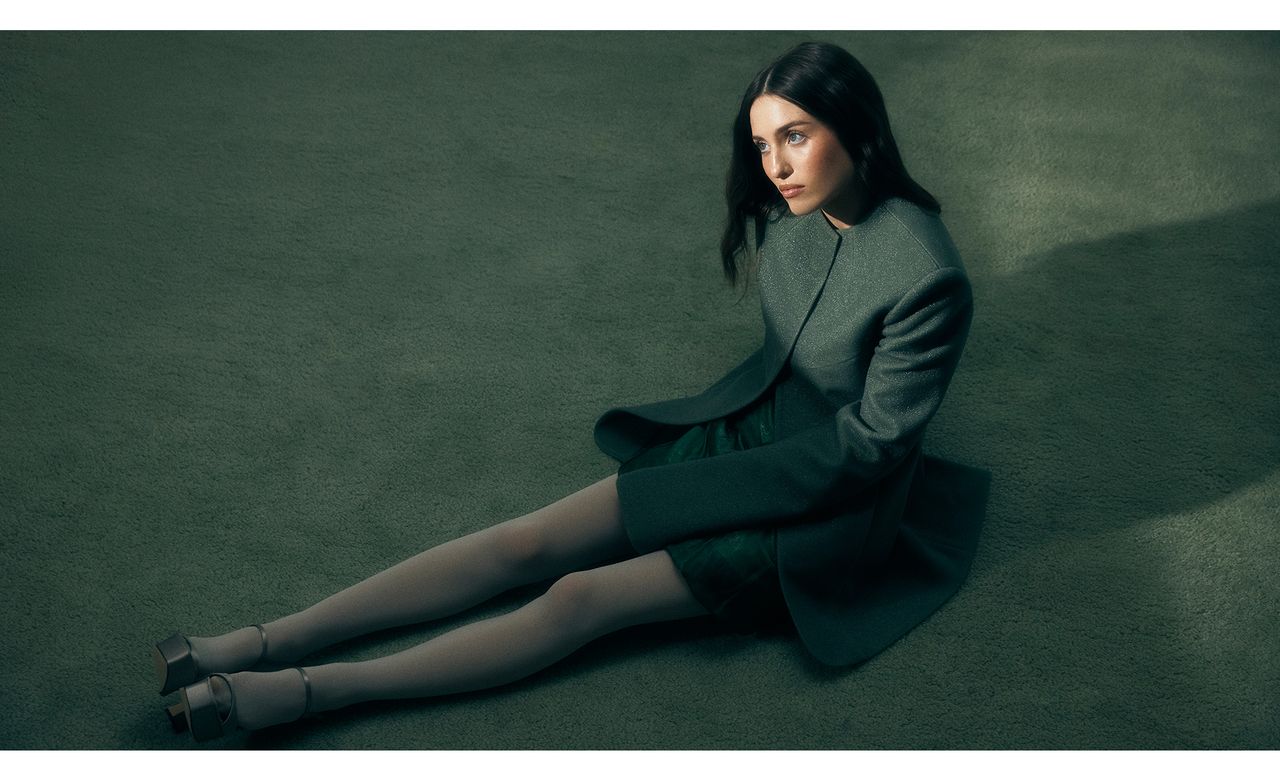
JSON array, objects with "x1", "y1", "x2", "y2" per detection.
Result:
[{"x1": 1, "y1": 30, "x2": 1276, "y2": 749}]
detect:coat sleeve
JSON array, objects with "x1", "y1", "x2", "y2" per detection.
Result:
[{"x1": 615, "y1": 265, "x2": 975, "y2": 554}]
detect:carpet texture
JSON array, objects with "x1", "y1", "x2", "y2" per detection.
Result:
[{"x1": 1, "y1": 30, "x2": 1276, "y2": 749}]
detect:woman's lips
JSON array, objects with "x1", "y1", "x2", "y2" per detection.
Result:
[{"x1": 780, "y1": 186, "x2": 804, "y2": 199}]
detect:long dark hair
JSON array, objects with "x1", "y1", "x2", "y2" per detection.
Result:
[{"x1": 720, "y1": 41, "x2": 940, "y2": 290}]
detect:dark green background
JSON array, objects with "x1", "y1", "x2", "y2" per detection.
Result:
[{"x1": 1, "y1": 31, "x2": 1277, "y2": 748}]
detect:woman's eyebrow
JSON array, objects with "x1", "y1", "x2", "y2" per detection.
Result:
[{"x1": 751, "y1": 120, "x2": 812, "y2": 141}]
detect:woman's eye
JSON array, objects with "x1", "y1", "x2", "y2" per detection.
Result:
[
  {"x1": 787, "y1": 131, "x2": 805, "y2": 144},
  {"x1": 755, "y1": 141, "x2": 767, "y2": 153}
]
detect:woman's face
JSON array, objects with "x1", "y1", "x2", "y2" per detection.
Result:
[{"x1": 749, "y1": 94, "x2": 862, "y2": 229}]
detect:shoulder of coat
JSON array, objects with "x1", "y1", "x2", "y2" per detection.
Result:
[
  {"x1": 876, "y1": 197, "x2": 964, "y2": 273},
  {"x1": 751, "y1": 208, "x2": 804, "y2": 266}
]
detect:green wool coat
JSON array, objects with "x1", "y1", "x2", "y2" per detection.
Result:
[{"x1": 593, "y1": 196, "x2": 992, "y2": 668}]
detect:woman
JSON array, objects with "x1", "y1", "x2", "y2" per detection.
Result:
[{"x1": 153, "y1": 40, "x2": 980, "y2": 743}]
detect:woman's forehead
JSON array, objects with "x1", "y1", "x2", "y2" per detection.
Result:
[{"x1": 750, "y1": 95, "x2": 817, "y2": 136}]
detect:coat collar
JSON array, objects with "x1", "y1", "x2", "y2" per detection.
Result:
[{"x1": 758, "y1": 208, "x2": 846, "y2": 380}]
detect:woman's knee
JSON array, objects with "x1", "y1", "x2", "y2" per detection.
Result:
[
  {"x1": 537, "y1": 554, "x2": 707, "y2": 638},
  {"x1": 539, "y1": 569, "x2": 605, "y2": 632}
]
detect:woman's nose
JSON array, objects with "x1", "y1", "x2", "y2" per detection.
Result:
[{"x1": 769, "y1": 151, "x2": 791, "y2": 181}]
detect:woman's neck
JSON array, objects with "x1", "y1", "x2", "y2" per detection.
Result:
[{"x1": 819, "y1": 186, "x2": 871, "y2": 231}]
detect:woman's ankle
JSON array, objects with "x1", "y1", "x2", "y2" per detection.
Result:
[
  {"x1": 257, "y1": 615, "x2": 327, "y2": 665},
  {"x1": 186, "y1": 624, "x2": 268, "y2": 675},
  {"x1": 220, "y1": 669, "x2": 310, "y2": 732}
]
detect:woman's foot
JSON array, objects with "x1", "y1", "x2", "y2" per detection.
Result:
[
  {"x1": 153, "y1": 624, "x2": 271, "y2": 695},
  {"x1": 175, "y1": 668, "x2": 312, "y2": 742}
]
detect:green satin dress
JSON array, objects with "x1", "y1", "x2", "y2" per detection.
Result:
[{"x1": 617, "y1": 386, "x2": 791, "y2": 635}]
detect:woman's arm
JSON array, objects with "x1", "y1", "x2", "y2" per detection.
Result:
[{"x1": 615, "y1": 265, "x2": 974, "y2": 554}]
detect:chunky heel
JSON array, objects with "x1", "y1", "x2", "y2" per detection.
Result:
[
  {"x1": 165, "y1": 701, "x2": 189, "y2": 733},
  {"x1": 153, "y1": 633, "x2": 198, "y2": 696}
]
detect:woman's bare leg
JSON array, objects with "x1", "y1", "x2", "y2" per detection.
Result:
[
  {"x1": 185, "y1": 473, "x2": 636, "y2": 672},
  {"x1": 210, "y1": 550, "x2": 710, "y2": 732}
]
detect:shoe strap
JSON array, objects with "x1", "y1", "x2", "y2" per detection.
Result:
[
  {"x1": 211, "y1": 672, "x2": 235, "y2": 728},
  {"x1": 297, "y1": 667, "x2": 313, "y2": 716},
  {"x1": 252, "y1": 623, "x2": 269, "y2": 666}
]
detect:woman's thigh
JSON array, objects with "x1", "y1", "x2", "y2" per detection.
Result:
[{"x1": 494, "y1": 473, "x2": 636, "y2": 580}]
